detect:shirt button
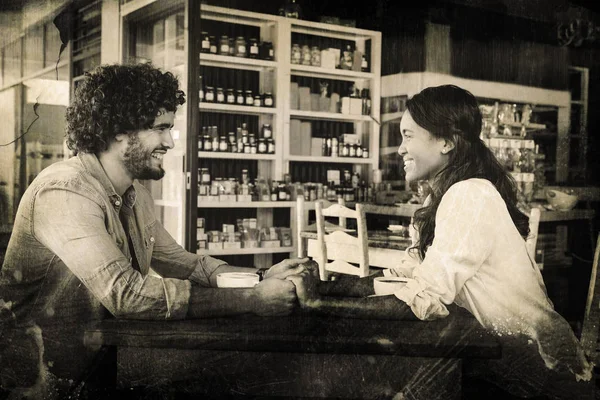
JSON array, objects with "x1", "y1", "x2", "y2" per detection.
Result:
[
  {"x1": 115, "y1": 200, "x2": 121, "y2": 206},
  {"x1": 150, "y1": 237, "x2": 155, "y2": 243}
]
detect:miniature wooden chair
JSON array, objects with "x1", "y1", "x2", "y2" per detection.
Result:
[
  {"x1": 296, "y1": 195, "x2": 345, "y2": 258},
  {"x1": 314, "y1": 199, "x2": 370, "y2": 281}
]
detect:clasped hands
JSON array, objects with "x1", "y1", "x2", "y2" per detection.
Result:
[{"x1": 252, "y1": 257, "x2": 320, "y2": 316}]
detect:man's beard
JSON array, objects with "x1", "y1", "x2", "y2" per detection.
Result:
[{"x1": 123, "y1": 134, "x2": 165, "y2": 180}]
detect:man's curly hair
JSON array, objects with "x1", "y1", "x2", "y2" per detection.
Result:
[{"x1": 66, "y1": 63, "x2": 186, "y2": 154}]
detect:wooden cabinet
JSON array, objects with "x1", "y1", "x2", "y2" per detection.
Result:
[{"x1": 120, "y1": 1, "x2": 382, "y2": 267}]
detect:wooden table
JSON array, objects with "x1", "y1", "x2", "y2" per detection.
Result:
[{"x1": 84, "y1": 308, "x2": 500, "y2": 399}]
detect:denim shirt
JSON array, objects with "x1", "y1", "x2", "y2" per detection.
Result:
[{"x1": 0, "y1": 153, "x2": 225, "y2": 387}]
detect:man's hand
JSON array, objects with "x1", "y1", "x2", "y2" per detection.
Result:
[
  {"x1": 252, "y1": 278, "x2": 298, "y2": 316},
  {"x1": 285, "y1": 260, "x2": 321, "y2": 310},
  {"x1": 263, "y1": 257, "x2": 310, "y2": 280}
]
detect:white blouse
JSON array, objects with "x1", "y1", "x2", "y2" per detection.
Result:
[{"x1": 384, "y1": 178, "x2": 591, "y2": 380}]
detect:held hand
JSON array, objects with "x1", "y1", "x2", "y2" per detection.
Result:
[
  {"x1": 286, "y1": 267, "x2": 320, "y2": 310},
  {"x1": 264, "y1": 257, "x2": 310, "y2": 280},
  {"x1": 252, "y1": 278, "x2": 298, "y2": 316}
]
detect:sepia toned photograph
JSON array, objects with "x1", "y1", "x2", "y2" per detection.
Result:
[{"x1": 1, "y1": 0, "x2": 600, "y2": 399}]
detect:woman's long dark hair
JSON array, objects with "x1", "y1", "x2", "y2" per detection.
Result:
[{"x1": 407, "y1": 85, "x2": 529, "y2": 260}]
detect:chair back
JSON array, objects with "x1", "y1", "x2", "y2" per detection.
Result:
[
  {"x1": 581, "y1": 233, "x2": 600, "y2": 365},
  {"x1": 526, "y1": 207, "x2": 541, "y2": 267},
  {"x1": 314, "y1": 200, "x2": 369, "y2": 280},
  {"x1": 296, "y1": 196, "x2": 344, "y2": 258}
]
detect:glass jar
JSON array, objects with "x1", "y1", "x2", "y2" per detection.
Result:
[
  {"x1": 200, "y1": 168, "x2": 211, "y2": 184},
  {"x1": 341, "y1": 143, "x2": 349, "y2": 157},
  {"x1": 235, "y1": 36, "x2": 247, "y2": 57},
  {"x1": 226, "y1": 88, "x2": 235, "y2": 104},
  {"x1": 310, "y1": 46, "x2": 321, "y2": 67},
  {"x1": 356, "y1": 146, "x2": 363, "y2": 158},
  {"x1": 250, "y1": 144, "x2": 257, "y2": 154},
  {"x1": 267, "y1": 138, "x2": 275, "y2": 154},
  {"x1": 262, "y1": 41, "x2": 274, "y2": 60},
  {"x1": 219, "y1": 136, "x2": 229, "y2": 151},
  {"x1": 236, "y1": 90, "x2": 245, "y2": 105},
  {"x1": 291, "y1": 43, "x2": 301, "y2": 64},
  {"x1": 245, "y1": 90, "x2": 254, "y2": 106},
  {"x1": 211, "y1": 136, "x2": 219, "y2": 152},
  {"x1": 241, "y1": 132, "x2": 248, "y2": 145},
  {"x1": 201, "y1": 32, "x2": 210, "y2": 53},
  {"x1": 219, "y1": 35, "x2": 230, "y2": 55},
  {"x1": 209, "y1": 36, "x2": 217, "y2": 54},
  {"x1": 249, "y1": 38, "x2": 259, "y2": 58},
  {"x1": 216, "y1": 87, "x2": 225, "y2": 103},
  {"x1": 253, "y1": 95, "x2": 262, "y2": 107},
  {"x1": 362, "y1": 147, "x2": 369, "y2": 158},
  {"x1": 203, "y1": 135, "x2": 212, "y2": 151},
  {"x1": 262, "y1": 124, "x2": 272, "y2": 139},
  {"x1": 341, "y1": 44, "x2": 353, "y2": 70},
  {"x1": 205, "y1": 86, "x2": 215, "y2": 102},
  {"x1": 257, "y1": 138, "x2": 267, "y2": 153},
  {"x1": 301, "y1": 45, "x2": 311, "y2": 65},
  {"x1": 248, "y1": 133, "x2": 256, "y2": 145},
  {"x1": 244, "y1": 143, "x2": 251, "y2": 154},
  {"x1": 241, "y1": 169, "x2": 249, "y2": 184},
  {"x1": 263, "y1": 92, "x2": 274, "y2": 107},
  {"x1": 349, "y1": 144, "x2": 357, "y2": 158}
]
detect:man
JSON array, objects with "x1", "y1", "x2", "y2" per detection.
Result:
[{"x1": 0, "y1": 63, "x2": 306, "y2": 398}]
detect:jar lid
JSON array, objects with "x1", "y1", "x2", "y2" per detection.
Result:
[
  {"x1": 221, "y1": 35, "x2": 229, "y2": 38},
  {"x1": 216, "y1": 87, "x2": 224, "y2": 90},
  {"x1": 245, "y1": 90, "x2": 252, "y2": 93},
  {"x1": 206, "y1": 86, "x2": 214, "y2": 89},
  {"x1": 219, "y1": 136, "x2": 226, "y2": 139},
  {"x1": 237, "y1": 36, "x2": 245, "y2": 39},
  {"x1": 265, "y1": 92, "x2": 272, "y2": 95}
]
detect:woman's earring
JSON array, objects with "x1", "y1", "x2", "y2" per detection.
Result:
[{"x1": 442, "y1": 149, "x2": 448, "y2": 154}]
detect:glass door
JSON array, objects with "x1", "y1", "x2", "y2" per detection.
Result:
[{"x1": 124, "y1": 3, "x2": 188, "y2": 245}]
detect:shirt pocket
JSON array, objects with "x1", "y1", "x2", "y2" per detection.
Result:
[{"x1": 143, "y1": 221, "x2": 157, "y2": 270}]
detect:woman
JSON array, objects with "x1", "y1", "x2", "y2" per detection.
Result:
[{"x1": 288, "y1": 85, "x2": 592, "y2": 399}]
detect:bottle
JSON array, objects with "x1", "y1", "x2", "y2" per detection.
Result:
[
  {"x1": 361, "y1": 55, "x2": 368, "y2": 72},
  {"x1": 249, "y1": 38, "x2": 259, "y2": 58},
  {"x1": 235, "y1": 36, "x2": 247, "y2": 57},
  {"x1": 258, "y1": 138, "x2": 267, "y2": 153},
  {"x1": 204, "y1": 134, "x2": 212, "y2": 151},
  {"x1": 262, "y1": 124, "x2": 272, "y2": 139},
  {"x1": 310, "y1": 46, "x2": 321, "y2": 67},
  {"x1": 219, "y1": 136, "x2": 228, "y2": 152},
  {"x1": 226, "y1": 88, "x2": 235, "y2": 104},
  {"x1": 211, "y1": 135, "x2": 219, "y2": 152},
  {"x1": 205, "y1": 86, "x2": 215, "y2": 102},
  {"x1": 263, "y1": 92, "x2": 274, "y2": 107},
  {"x1": 245, "y1": 90, "x2": 254, "y2": 106},
  {"x1": 219, "y1": 35, "x2": 230, "y2": 55},
  {"x1": 341, "y1": 44, "x2": 353, "y2": 70},
  {"x1": 201, "y1": 32, "x2": 210, "y2": 53},
  {"x1": 198, "y1": 75, "x2": 204, "y2": 102},
  {"x1": 209, "y1": 36, "x2": 217, "y2": 54},
  {"x1": 271, "y1": 181, "x2": 279, "y2": 201},
  {"x1": 301, "y1": 45, "x2": 311, "y2": 66},
  {"x1": 262, "y1": 41, "x2": 274, "y2": 61},
  {"x1": 216, "y1": 87, "x2": 225, "y2": 103},
  {"x1": 331, "y1": 136, "x2": 338, "y2": 157},
  {"x1": 236, "y1": 90, "x2": 245, "y2": 105},
  {"x1": 291, "y1": 44, "x2": 301, "y2": 64},
  {"x1": 253, "y1": 95, "x2": 262, "y2": 107},
  {"x1": 267, "y1": 138, "x2": 275, "y2": 154}
]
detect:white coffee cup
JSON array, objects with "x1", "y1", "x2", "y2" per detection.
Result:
[
  {"x1": 216, "y1": 272, "x2": 260, "y2": 288},
  {"x1": 373, "y1": 276, "x2": 409, "y2": 296}
]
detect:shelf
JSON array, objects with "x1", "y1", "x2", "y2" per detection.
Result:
[
  {"x1": 291, "y1": 19, "x2": 377, "y2": 41},
  {"x1": 198, "y1": 246, "x2": 295, "y2": 256},
  {"x1": 197, "y1": 201, "x2": 296, "y2": 208},
  {"x1": 200, "y1": 103, "x2": 277, "y2": 115},
  {"x1": 290, "y1": 64, "x2": 374, "y2": 80},
  {"x1": 200, "y1": 53, "x2": 277, "y2": 72},
  {"x1": 198, "y1": 152, "x2": 276, "y2": 160},
  {"x1": 287, "y1": 156, "x2": 375, "y2": 164},
  {"x1": 381, "y1": 111, "x2": 404, "y2": 123},
  {"x1": 290, "y1": 110, "x2": 372, "y2": 122}
]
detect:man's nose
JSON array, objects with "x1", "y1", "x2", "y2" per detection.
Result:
[
  {"x1": 397, "y1": 143, "x2": 406, "y2": 156},
  {"x1": 163, "y1": 131, "x2": 175, "y2": 149}
]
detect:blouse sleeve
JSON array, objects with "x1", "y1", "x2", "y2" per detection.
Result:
[{"x1": 392, "y1": 181, "x2": 496, "y2": 320}]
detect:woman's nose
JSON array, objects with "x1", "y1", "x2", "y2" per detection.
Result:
[{"x1": 398, "y1": 143, "x2": 406, "y2": 156}]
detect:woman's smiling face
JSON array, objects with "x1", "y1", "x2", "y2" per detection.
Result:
[{"x1": 398, "y1": 110, "x2": 451, "y2": 183}]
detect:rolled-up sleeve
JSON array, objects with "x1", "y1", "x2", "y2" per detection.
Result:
[
  {"x1": 392, "y1": 181, "x2": 494, "y2": 320},
  {"x1": 33, "y1": 185, "x2": 191, "y2": 320},
  {"x1": 149, "y1": 220, "x2": 227, "y2": 286}
]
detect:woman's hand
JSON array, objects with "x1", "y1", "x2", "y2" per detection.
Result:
[
  {"x1": 263, "y1": 257, "x2": 309, "y2": 280},
  {"x1": 285, "y1": 260, "x2": 321, "y2": 310}
]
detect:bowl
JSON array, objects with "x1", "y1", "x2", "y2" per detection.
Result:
[
  {"x1": 545, "y1": 189, "x2": 578, "y2": 211},
  {"x1": 373, "y1": 276, "x2": 409, "y2": 296}
]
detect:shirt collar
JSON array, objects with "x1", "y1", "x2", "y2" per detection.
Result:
[{"x1": 78, "y1": 152, "x2": 137, "y2": 209}]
